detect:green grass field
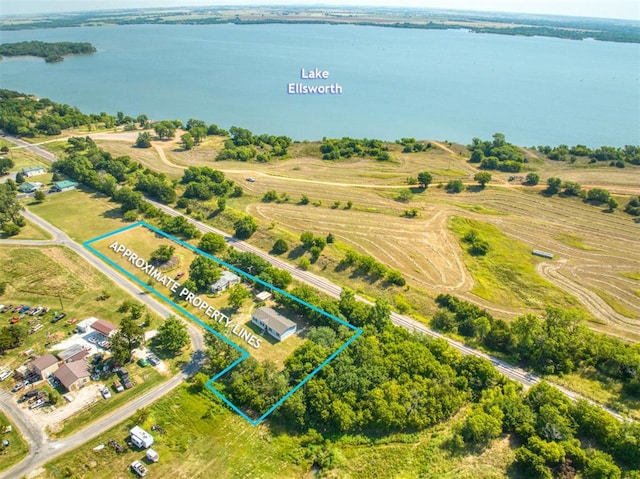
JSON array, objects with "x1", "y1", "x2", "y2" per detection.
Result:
[
  {"x1": 448, "y1": 216, "x2": 587, "y2": 313},
  {"x1": 27, "y1": 189, "x2": 127, "y2": 242},
  {"x1": 0, "y1": 411, "x2": 29, "y2": 472},
  {"x1": 1, "y1": 218, "x2": 52, "y2": 240}
]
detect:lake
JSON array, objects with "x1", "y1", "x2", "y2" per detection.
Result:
[{"x1": 0, "y1": 24, "x2": 638, "y2": 146}]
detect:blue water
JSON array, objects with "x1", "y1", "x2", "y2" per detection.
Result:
[{"x1": 0, "y1": 24, "x2": 638, "y2": 146}]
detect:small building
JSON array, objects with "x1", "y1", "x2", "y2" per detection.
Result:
[
  {"x1": 130, "y1": 426, "x2": 154, "y2": 449},
  {"x1": 18, "y1": 181, "x2": 42, "y2": 193},
  {"x1": 91, "y1": 319, "x2": 118, "y2": 338},
  {"x1": 255, "y1": 291, "x2": 272, "y2": 302},
  {"x1": 31, "y1": 354, "x2": 59, "y2": 379},
  {"x1": 57, "y1": 344, "x2": 90, "y2": 363},
  {"x1": 211, "y1": 271, "x2": 241, "y2": 293},
  {"x1": 51, "y1": 180, "x2": 78, "y2": 192},
  {"x1": 20, "y1": 166, "x2": 46, "y2": 177},
  {"x1": 251, "y1": 307, "x2": 297, "y2": 342},
  {"x1": 76, "y1": 317, "x2": 99, "y2": 334},
  {"x1": 54, "y1": 360, "x2": 90, "y2": 392}
]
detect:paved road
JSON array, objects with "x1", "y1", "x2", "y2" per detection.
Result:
[
  {"x1": 147, "y1": 199, "x2": 629, "y2": 422},
  {"x1": 0, "y1": 211, "x2": 205, "y2": 479}
]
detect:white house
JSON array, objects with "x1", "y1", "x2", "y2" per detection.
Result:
[
  {"x1": 20, "y1": 166, "x2": 46, "y2": 177},
  {"x1": 211, "y1": 271, "x2": 240, "y2": 293},
  {"x1": 251, "y1": 307, "x2": 297, "y2": 342},
  {"x1": 130, "y1": 426, "x2": 154, "y2": 448}
]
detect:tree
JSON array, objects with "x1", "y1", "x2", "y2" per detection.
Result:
[
  {"x1": 417, "y1": 171, "x2": 433, "y2": 189},
  {"x1": 460, "y1": 407, "x2": 503, "y2": 446},
  {"x1": 446, "y1": 179, "x2": 464, "y2": 193},
  {"x1": 583, "y1": 450, "x2": 621, "y2": 479},
  {"x1": 33, "y1": 190, "x2": 46, "y2": 203},
  {"x1": 586, "y1": 188, "x2": 611, "y2": 205},
  {"x1": 396, "y1": 189, "x2": 413, "y2": 202},
  {"x1": 234, "y1": 215, "x2": 258, "y2": 239},
  {"x1": 15, "y1": 172, "x2": 24, "y2": 184},
  {"x1": 0, "y1": 183, "x2": 23, "y2": 229},
  {"x1": 227, "y1": 284, "x2": 251, "y2": 309},
  {"x1": 298, "y1": 257, "x2": 311, "y2": 270},
  {"x1": 189, "y1": 256, "x2": 220, "y2": 291},
  {"x1": 150, "y1": 245, "x2": 175, "y2": 264},
  {"x1": 607, "y1": 197, "x2": 618, "y2": 212},
  {"x1": 181, "y1": 132, "x2": 195, "y2": 150},
  {"x1": 546, "y1": 177, "x2": 562, "y2": 195},
  {"x1": 156, "y1": 316, "x2": 189, "y2": 355},
  {"x1": 272, "y1": 239, "x2": 289, "y2": 255},
  {"x1": 135, "y1": 132, "x2": 152, "y2": 148},
  {"x1": 114, "y1": 315, "x2": 145, "y2": 362},
  {"x1": 300, "y1": 231, "x2": 315, "y2": 248},
  {"x1": 526, "y1": 172, "x2": 540, "y2": 186},
  {"x1": 0, "y1": 157, "x2": 14, "y2": 175},
  {"x1": 474, "y1": 172, "x2": 492, "y2": 187},
  {"x1": 198, "y1": 232, "x2": 227, "y2": 255}
]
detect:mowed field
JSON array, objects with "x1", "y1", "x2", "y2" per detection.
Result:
[{"x1": 59, "y1": 134, "x2": 640, "y2": 340}]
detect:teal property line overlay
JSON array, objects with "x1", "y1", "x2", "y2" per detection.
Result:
[{"x1": 83, "y1": 221, "x2": 362, "y2": 426}]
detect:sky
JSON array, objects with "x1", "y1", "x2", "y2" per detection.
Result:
[{"x1": 0, "y1": 1, "x2": 638, "y2": 20}]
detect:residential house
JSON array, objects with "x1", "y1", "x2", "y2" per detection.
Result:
[
  {"x1": 20, "y1": 166, "x2": 46, "y2": 177},
  {"x1": 51, "y1": 180, "x2": 78, "y2": 192},
  {"x1": 251, "y1": 307, "x2": 297, "y2": 341},
  {"x1": 18, "y1": 181, "x2": 42, "y2": 193},
  {"x1": 91, "y1": 319, "x2": 118, "y2": 339},
  {"x1": 211, "y1": 271, "x2": 241, "y2": 293}
]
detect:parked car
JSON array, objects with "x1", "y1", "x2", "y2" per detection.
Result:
[
  {"x1": 51, "y1": 312, "x2": 66, "y2": 323},
  {"x1": 11, "y1": 381, "x2": 27, "y2": 392},
  {"x1": 0, "y1": 370, "x2": 14, "y2": 381},
  {"x1": 100, "y1": 386, "x2": 111, "y2": 399},
  {"x1": 113, "y1": 380, "x2": 124, "y2": 393},
  {"x1": 19, "y1": 305, "x2": 31, "y2": 313},
  {"x1": 29, "y1": 398, "x2": 45, "y2": 409},
  {"x1": 130, "y1": 460, "x2": 148, "y2": 477},
  {"x1": 9, "y1": 317, "x2": 20, "y2": 324},
  {"x1": 138, "y1": 358, "x2": 149, "y2": 368},
  {"x1": 147, "y1": 354, "x2": 160, "y2": 366},
  {"x1": 0, "y1": 305, "x2": 12, "y2": 313}
]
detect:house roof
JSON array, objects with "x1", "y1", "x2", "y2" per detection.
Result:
[
  {"x1": 53, "y1": 180, "x2": 78, "y2": 189},
  {"x1": 18, "y1": 182, "x2": 41, "y2": 192},
  {"x1": 54, "y1": 360, "x2": 89, "y2": 389},
  {"x1": 252, "y1": 307, "x2": 296, "y2": 336},
  {"x1": 57, "y1": 344, "x2": 89, "y2": 362},
  {"x1": 21, "y1": 166, "x2": 45, "y2": 173},
  {"x1": 212, "y1": 271, "x2": 240, "y2": 288},
  {"x1": 91, "y1": 319, "x2": 117, "y2": 336},
  {"x1": 32, "y1": 354, "x2": 58, "y2": 372}
]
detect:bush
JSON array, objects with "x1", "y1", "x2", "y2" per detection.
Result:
[
  {"x1": 234, "y1": 215, "x2": 258, "y2": 239},
  {"x1": 298, "y1": 257, "x2": 310, "y2": 270},
  {"x1": 446, "y1": 179, "x2": 464, "y2": 193},
  {"x1": 2, "y1": 223, "x2": 20, "y2": 236},
  {"x1": 272, "y1": 239, "x2": 289, "y2": 255}
]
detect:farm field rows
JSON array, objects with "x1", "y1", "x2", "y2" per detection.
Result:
[{"x1": 52, "y1": 134, "x2": 640, "y2": 341}]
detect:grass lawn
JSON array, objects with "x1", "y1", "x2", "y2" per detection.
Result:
[
  {"x1": 0, "y1": 411, "x2": 29, "y2": 472},
  {"x1": 0, "y1": 245, "x2": 158, "y2": 370},
  {"x1": 39, "y1": 385, "x2": 308, "y2": 479},
  {"x1": 27, "y1": 188, "x2": 128, "y2": 242},
  {"x1": 52, "y1": 368, "x2": 167, "y2": 438},
  {"x1": 448, "y1": 216, "x2": 587, "y2": 312}
]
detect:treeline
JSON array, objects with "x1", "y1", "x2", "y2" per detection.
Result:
[
  {"x1": 538, "y1": 144, "x2": 640, "y2": 167},
  {"x1": 216, "y1": 126, "x2": 291, "y2": 162},
  {"x1": 433, "y1": 295, "x2": 640, "y2": 397},
  {"x1": 395, "y1": 137, "x2": 432, "y2": 153},
  {"x1": 208, "y1": 289, "x2": 497, "y2": 432},
  {"x1": 459, "y1": 381, "x2": 640, "y2": 477},
  {"x1": 320, "y1": 137, "x2": 390, "y2": 161},
  {"x1": 468, "y1": 133, "x2": 525, "y2": 172},
  {"x1": 0, "y1": 89, "x2": 144, "y2": 136},
  {"x1": 0, "y1": 41, "x2": 96, "y2": 62}
]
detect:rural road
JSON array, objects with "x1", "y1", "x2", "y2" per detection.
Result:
[
  {"x1": 146, "y1": 199, "x2": 629, "y2": 422},
  {"x1": 0, "y1": 211, "x2": 205, "y2": 479}
]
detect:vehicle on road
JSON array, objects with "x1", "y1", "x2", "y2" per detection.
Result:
[
  {"x1": 130, "y1": 460, "x2": 148, "y2": 477},
  {"x1": 246, "y1": 177, "x2": 256, "y2": 182}
]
